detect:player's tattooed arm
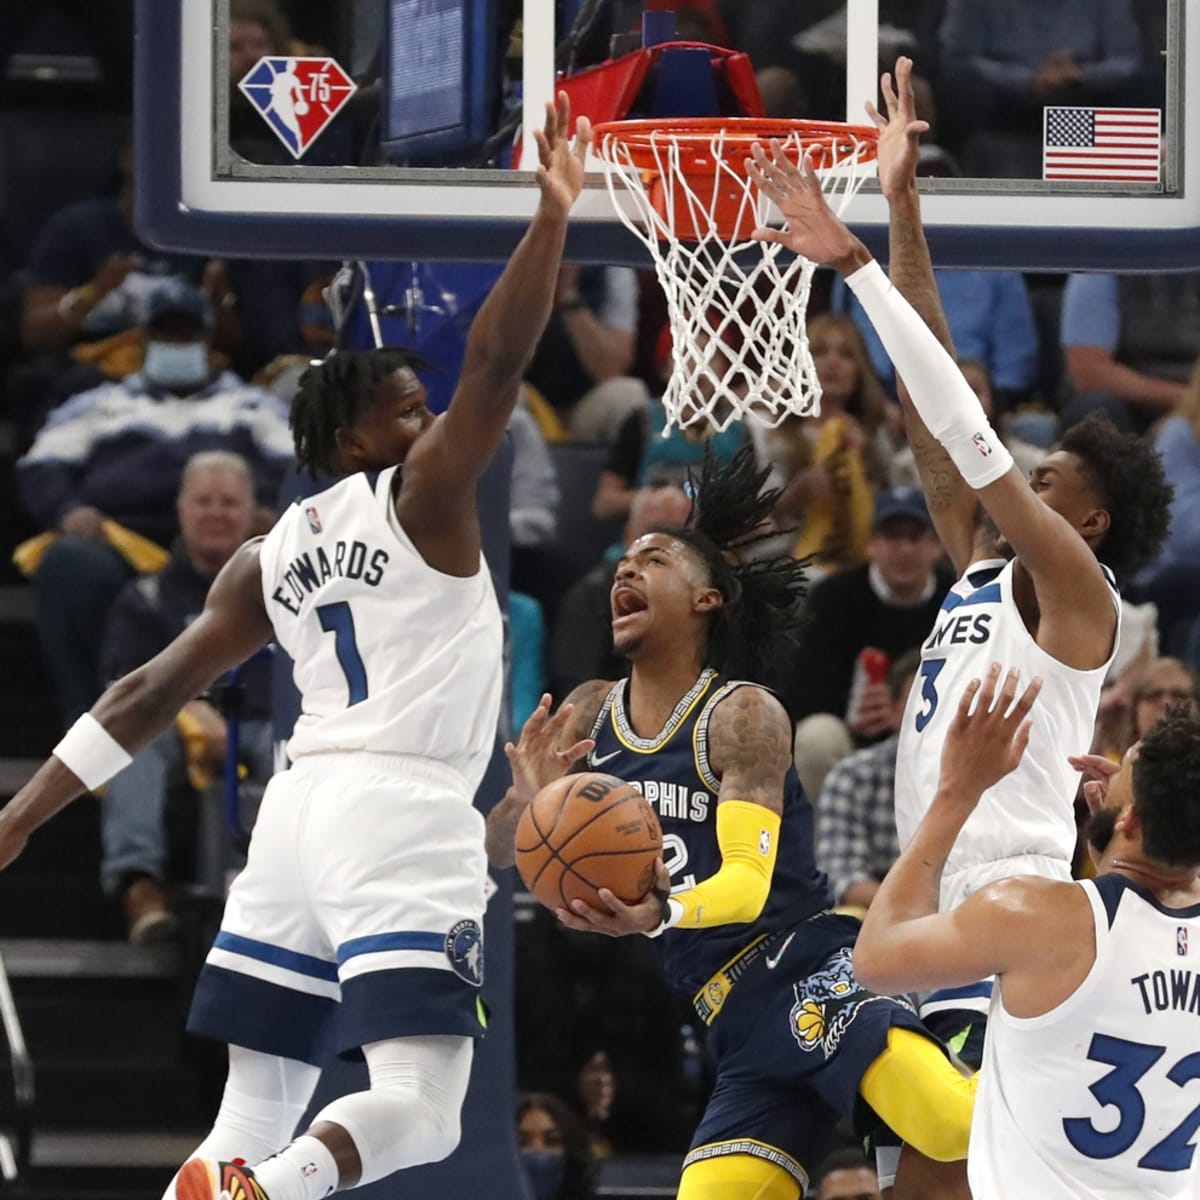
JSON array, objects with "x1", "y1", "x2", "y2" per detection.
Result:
[
  {"x1": 485, "y1": 682, "x2": 605, "y2": 868},
  {"x1": 707, "y1": 686, "x2": 792, "y2": 816},
  {"x1": 874, "y1": 57, "x2": 983, "y2": 574}
]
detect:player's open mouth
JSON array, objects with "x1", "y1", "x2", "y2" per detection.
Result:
[{"x1": 611, "y1": 586, "x2": 648, "y2": 626}]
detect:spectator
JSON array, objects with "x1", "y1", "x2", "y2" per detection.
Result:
[
  {"x1": 1059, "y1": 272, "x2": 1200, "y2": 434},
  {"x1": 760, "y1": 314, "x2": 891, "y2": 577},
  {"x1": 939, "y1": 0, "x2": 1142, "y2": 177},
  {"x1": 814, "y1": 1146, "x2": 881, "y2": 1200},
  {"x1": 591, "y1": 328, "x2": 746, "y2": 523},
  {"x1": 575, "y1": 1051, "x2": 618, "y2": 1158},
  {"x1": 815, "y1": 650, "x2": 919, "y2": 913},
  {"x1": 1094, "y1": 656, "x2": 1197, "y2": 763},
  {"x1": 1126, "y1": 356, "x2": 1200, "y2": 660},
  {"x1": 550, "y1": 484, "x2": 692, "y2": 698},
  {"x1": 782, "y1": 486, "x2": 952, "y2": 798},
  {"x1": 835, "y1": 268, "x2": 1039, "y2": 413},
  {"x1": 525, "y1": 265, "x2": 648, "y2": 441},
  {"x1": 99, "y1": 452, "x2": 272, "y2": 943},
  {"x1": 515, "y1": 1092, "x2": 595, "y2": 1200},
  {"x1": 17, "y1": 280, "x2": 292, "y2": 723}
]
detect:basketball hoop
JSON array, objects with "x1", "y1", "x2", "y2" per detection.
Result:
[{"x1": 593, "y1": 118, "x2": 878, "y2": 433}]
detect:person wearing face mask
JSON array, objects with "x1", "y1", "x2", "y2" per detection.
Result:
[
  {"x1": 17, "y1": 280, "x2": 292, "y2": 725},
  {"x1": 515, "y1": 1092, "x2": 596, "y2": 1200}
]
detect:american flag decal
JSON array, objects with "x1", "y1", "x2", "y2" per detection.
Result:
[{"x1": 1043, "y1": 107, "x2": 1161, "y2": 182}]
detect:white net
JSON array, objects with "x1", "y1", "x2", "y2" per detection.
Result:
[{"x1": 595, "y1": 123, "x2": 876, "y2": 433}]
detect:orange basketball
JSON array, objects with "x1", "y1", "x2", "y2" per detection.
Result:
[{"x1": 515, "y1": 773, "x2": 662, "y2": 912}]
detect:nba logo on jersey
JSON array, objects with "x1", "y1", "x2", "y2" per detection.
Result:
[
  {"x1": 238, "y1": 57, "x2": 358, "y2": 159},
  {"x1": 972, "y1": 431, "x2": 992, "y2": 457},
  {"x1": 305, "y1": 505, "x2": 322, "y2": 534},
  {"x1": 1179, "y1": 926, "x2": 1189, "y2": 956}
]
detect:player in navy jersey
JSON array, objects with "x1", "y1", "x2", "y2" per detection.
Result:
[
  {"x1": 0, "y1": 96, "x2": 589, "y2": 1200},
  {"x1": 857, "y1": 675, "x2": 1200, "y2": 1200},
  {"x1": 488, "y1": 450, "x2": 977, "y2": 1200}
]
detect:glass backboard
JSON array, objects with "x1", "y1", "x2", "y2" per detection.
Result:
[{"x1": 136, "y1": 0, "x2": 1200, "y2": 270}]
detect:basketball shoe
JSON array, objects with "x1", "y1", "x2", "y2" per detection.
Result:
[{"x1": 176, "y1": 1157, "x2": 271, "y2": 1200}]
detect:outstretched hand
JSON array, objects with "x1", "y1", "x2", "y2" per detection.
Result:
[
  {"x1": 554, "y1": 858, "x2": 672, "y2": 937},
  {"x1": 866, "y1": 55, "x2": 930, "y2": 200},
  {"x1": 505, "y1": 693, "x2": 594, "y2": 804},
  {"x1": 747, "y1": 143, "x2": 868, "y2": 272},
  {"x1": 533, "y1": 91, "x2": 591, "y2": 217},
  {"x1": 937, "y1": 664, "x2": 1042, "y2": 806}
]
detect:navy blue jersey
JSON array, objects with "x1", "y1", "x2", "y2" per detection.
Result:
[{"x1": 587, "y1": 670, "x2": 834, "y2": 995}]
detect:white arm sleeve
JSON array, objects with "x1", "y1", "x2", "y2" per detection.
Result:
[{"x1": 845, "y1": 259, "x2": 1013, "y2": 489}]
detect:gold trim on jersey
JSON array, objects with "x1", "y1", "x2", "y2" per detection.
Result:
[
  {"x1": 692, "y1": 930, "x2": 782, "y2": 1025},
  {"x1": 692, "y1": 679, "x2": 749, "y2": 793},
  {"x1": 682, "y1": 1138, "x2": 809, "y2": 1192},
  {"x1": 608, "y1": 668, "x2": 719, "y2": 753}
]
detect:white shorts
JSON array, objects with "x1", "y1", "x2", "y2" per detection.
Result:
[
  {"x1": 939, "y1": 852, "x2": 1071, "y2": 913},
  {"x1": 188, "y1": 752, "x2": 487, "y2": 1065}
]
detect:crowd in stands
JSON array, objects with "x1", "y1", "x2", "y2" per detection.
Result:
[{"x1": 0, "y1": 0, "x2": 1195, "y2": 1182}]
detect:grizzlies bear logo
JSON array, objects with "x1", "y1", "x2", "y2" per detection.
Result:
[{"x1": 788, "y1": 947, "x2": 901, "y2": 1056}]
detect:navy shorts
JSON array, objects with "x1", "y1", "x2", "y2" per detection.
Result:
[
  {"x1": 686, "y1": 913, "x2": 931, "y2": 1193},
  {"x1": 920, "y1": 980, "x2": 993, "y2": 1071}
]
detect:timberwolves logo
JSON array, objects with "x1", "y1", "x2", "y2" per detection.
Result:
[
  {"x1": 788, "y1": 948, "x2": 899, "y2": 1056},
  {"x1": 445, "y1": 920, "x2": 484, "y2": 986}
]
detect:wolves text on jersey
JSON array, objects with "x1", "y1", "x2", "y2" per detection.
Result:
[
  {"x1": 924, "y1": 610, "x2": 993, "y2": 651},
  {"x1": 270, "y1": 540, "x2": 390, "y2": 615}
]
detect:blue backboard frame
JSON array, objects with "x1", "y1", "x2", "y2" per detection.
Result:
[{"x1": 136, "y1": 0, "x2": 1200, "y2": 271}]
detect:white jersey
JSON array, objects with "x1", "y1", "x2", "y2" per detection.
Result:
[
  {"x1": 259, "y1": 467, "x2": 503, "y2": 791},
  {"x1": 970, "y1": 876, "x2": 1200, "y2": 1199},
  {"x1": 894, "y1": 558, "x2": 1120, "y2": 909}
]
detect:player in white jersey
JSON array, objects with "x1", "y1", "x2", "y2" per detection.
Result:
[
  {"x1": 0, "y1": 95, "x2": 590, "y2": 1200},
  {"x1": 748, "y1": 55, "x2": 1172, "y2": 1056},
  {"x1": 856, "y1": 666, "x2": 1200, "y2": 1200}
]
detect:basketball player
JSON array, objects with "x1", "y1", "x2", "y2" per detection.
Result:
[
  {"x1": 856, "y1": 666, "x2": 1200, "y2": 1199},
  {"x1": 747, "y1": 56, "x2": 1173, "y2": 1062},
  {"x1": 488, "y1": 449, "x2": 977, "y2": 1200},
  {"x1": 0, "y1": 95, "x2": 590, "y2": 1200}
]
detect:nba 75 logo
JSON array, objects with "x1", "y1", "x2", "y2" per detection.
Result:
[{"x1": 238, "y1": 57, "x2": 358, "y2": 159}]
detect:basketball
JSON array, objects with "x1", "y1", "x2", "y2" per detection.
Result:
[{"x1": 515, "y1": 773, "x2": 663, "y2": 912}]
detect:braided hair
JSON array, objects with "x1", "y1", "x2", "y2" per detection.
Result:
[
  {"x1": 648, "y1": 445, "x2": 808, "y2": 682},
  {"x1": 289, "y1": 348, "x2": 436, "y2": 476}
]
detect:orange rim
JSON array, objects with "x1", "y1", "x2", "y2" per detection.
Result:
[{"x1": 593, "y1": 117, "x2": 879, "y2": 173}]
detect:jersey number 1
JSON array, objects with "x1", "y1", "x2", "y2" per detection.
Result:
[{"x1": 317, "y1": 602, "x2": 368, "y2": 705}]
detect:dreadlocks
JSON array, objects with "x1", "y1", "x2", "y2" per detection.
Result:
[
  {"x1": 649, "y1": 445, "x2": 808, "y2": 682},
  {"x1": 289, "y1": 348, "x2": 437, "y2": 476}
]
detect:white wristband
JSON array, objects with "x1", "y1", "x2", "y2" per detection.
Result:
[
  {"x1": 643, "y1": 898, "x2": 684, "y2": 939},
  {"x1": 53, "y1": 713, "x2": 133, "y2": 790},
  {"x1": 844, "y1": 259, "x2": 1013, "y2": 489}
]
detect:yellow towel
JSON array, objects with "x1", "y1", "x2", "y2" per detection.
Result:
[{"x1": 12, "y1": 520, "x2": 169, "y2": 578}]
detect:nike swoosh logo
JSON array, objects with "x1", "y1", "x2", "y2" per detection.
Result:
[
  {"x1": 765, "y1": 932, "x2": 796, "y2": 970},
  {"x1": 590, "y1": 750, "x2": 622, "y2": 766}
]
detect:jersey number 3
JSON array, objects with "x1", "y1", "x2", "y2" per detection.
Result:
[
  {"x1": 914, "y1": 658, "x2": 945, "y2": 732},
  {"x1": 1063, "y1": 1032, "x2": 1200, "y2": 1171},
  {"x1": 317, "y1": 601, "x2": 369, "y2": 705}
]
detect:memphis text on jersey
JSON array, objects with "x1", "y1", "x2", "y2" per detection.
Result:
[
  {"x1": 621, "y1": 778, "x2": 711, "y2": 823},
  {"x1": 270, "y1": 540, "x2": 389, "y2": 615}
]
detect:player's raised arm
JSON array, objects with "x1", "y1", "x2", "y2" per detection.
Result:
[
  {"x1": 749, "y1": 132, "x2": 1121, "y2": 671},
  {"x1": 405, "y1": 94, "x2": 590, "y2": 502},
  {"x1": 0, "y1": 542, "x2": 273, "y2": 869},
  {"x1": 855, "y1": 665, "x2": 1055, "y2": 992},
  {"x1": 869, "y1": 58, "x2": 981, "y2": 575}
]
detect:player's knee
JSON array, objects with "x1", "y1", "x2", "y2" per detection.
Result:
[
  {"x1": 859, "y1": 1028, "x2": 977, "y2": 1163},
  {"x1": 410, "y1": 1091, "x2": 462, "y2": 1164}
]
